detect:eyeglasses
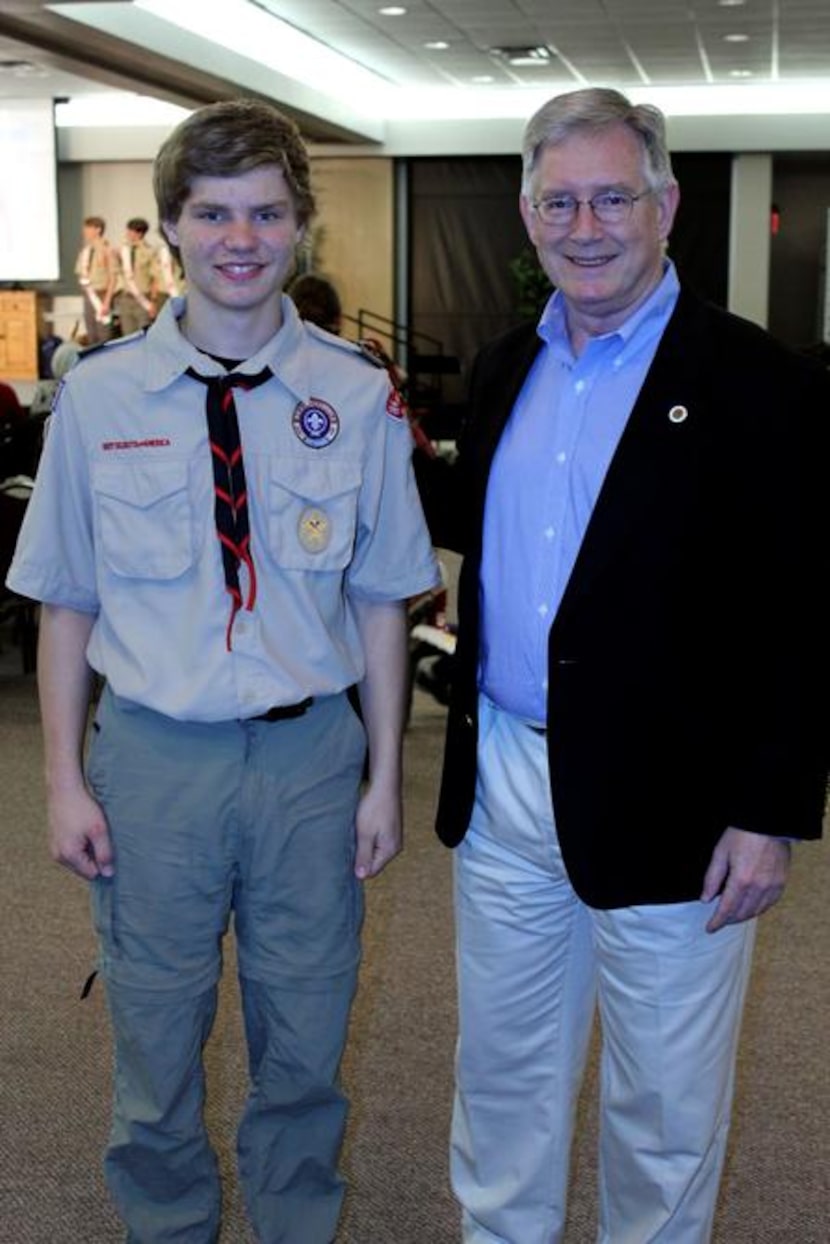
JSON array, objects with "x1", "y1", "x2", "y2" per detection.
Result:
[{"x1": 531, "y1": 188, "x2": 655, "y2": 227}]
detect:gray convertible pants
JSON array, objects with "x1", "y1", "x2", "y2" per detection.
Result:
[{"x1": 86, "y1": 687, "x2": 366, "y2": 1243}]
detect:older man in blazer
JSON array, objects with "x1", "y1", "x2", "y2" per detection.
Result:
[{"x1": 429, "y1": 88, "x2": 828, "y2": 1244}]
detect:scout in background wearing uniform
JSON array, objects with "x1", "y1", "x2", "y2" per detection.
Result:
[
  {"x1": 74, "y1": 215, "x2": 117, "y2": 344},
  {"x1": 114, "y1": 216, "x2": 158, "y2": 335},
  {"x1": 8, "y1": 99, "x2": 438, "y2": 1244},
  {"x1": 152, "y1": 237, "x2": 185, "y2": 313}
]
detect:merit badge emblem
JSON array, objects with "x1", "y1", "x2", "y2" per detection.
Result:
[
  {"x1": 298, "y1": 506, "x2": 332, "y2": 554},
  {"x1": 668, "y1": 405, "x2": 689, "y2": 424},
  {"x1": 292, "y1": 398, "x2": 340, "y2": 448}
]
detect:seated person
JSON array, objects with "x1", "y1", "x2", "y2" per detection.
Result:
[
  {"x1": 29, "y1": 341, "x2": 82, "y2": 418},
  {"x1": 0, "y1": 380, "x2": 24, "y2": 425}
]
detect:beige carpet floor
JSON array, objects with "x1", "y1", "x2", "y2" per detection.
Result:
[{"x1": 0, "y1": 652, "x2": 827, "y2": 1243}]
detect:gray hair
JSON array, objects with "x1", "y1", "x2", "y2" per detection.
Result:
[{"x1": 521, "y1": 88, "x2": 676, "y2": 197}]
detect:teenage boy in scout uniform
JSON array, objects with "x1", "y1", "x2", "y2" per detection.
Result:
[
  {"x1": 74, "y1": 215, "x2": 118, "y2": 344},
  {"x1": 8, "y1": 99, "x2": 438, "y2": 1244},
  {"x1": 115, "y1": 216, "x2": 158, "y2": 335}
]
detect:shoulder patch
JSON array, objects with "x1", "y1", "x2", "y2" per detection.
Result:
[{"x1": 386, "y1": 387, "x2": 407, "y2": 420}]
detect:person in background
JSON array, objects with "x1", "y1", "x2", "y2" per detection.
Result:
[
  {"x1": 115, "y1": 216, "x2": 157, "y2": 335},
  {"x1": 287, "y1": 271, "x2": 343, "y2": 335},
  {"x1": 8, "y1": 97, "x2": 437, "y2": 1244},
  {"x1": 428, "y1": 86, "x2": 829, "y2": 1244},
  {"x1": 152, "y1": 237, "x2": 185, "y2": 312},
  {"x1": 0, "y1": 379, "x2": 24, "y2": 426},
  {"x1": 0, "y1": 380, "x2": 32, "y2": 480},
  {"x1": 28, "y1": 339, "x2": 83, "y2": 420},
  {"x1": 74, "y1": 215, "x2": 117, "y2": 344}
]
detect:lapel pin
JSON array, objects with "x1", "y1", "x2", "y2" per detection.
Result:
[{"x1": 668, "y1": 405, "x2": 689, "y2": 424}]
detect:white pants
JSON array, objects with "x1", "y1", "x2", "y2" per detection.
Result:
[{"x1": 452, "y1": 696, "x2": 756, "y2": 1244}]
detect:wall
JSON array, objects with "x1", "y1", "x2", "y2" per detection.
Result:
[
  {"x1": 309, "y1": 158, "x2": 394, "y2": 333},
  {"x1": 729, "y1": 155, "x2": 772, "y2": 329}
]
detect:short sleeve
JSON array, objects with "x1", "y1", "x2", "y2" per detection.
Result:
[
  {"x1": 347, "y1": 389, "x2": 439, "y2": 601},
  {"x1": 6, "y1": 380, "x2": 99, "y2": 611}
]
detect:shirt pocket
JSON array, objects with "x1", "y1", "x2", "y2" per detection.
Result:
[
  {"x1": 93, "y1": 459, "x2": 195, "y2": 580},
  {"x1": 268, "y1": 456, "x2": 361, "y2": 571}
]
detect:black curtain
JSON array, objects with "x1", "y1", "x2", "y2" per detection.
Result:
[{"x1": 408, "y1": 157, "x2": 528, "y2": 403}]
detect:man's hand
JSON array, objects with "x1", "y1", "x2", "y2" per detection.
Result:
[
  {"x1": 48, "y1": 786, "x2": 113, "y2": 881},
  {"x1": 354, "y1": 781, "x2": 402, "y2": 880},
  {"x1": 701, "y1": 826, "x2": 791, "y2": 933}
]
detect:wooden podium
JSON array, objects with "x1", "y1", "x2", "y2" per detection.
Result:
[{"x1": 0, "y1": 290, "x2": 38, "y2": 381}]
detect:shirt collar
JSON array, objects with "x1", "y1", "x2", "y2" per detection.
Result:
[
  {"x1": 143, "y1": 294, "x2": 310, "y2": 400},
  {"x1": 537, "y1": 259, "x2": 680, "y2": 360}
]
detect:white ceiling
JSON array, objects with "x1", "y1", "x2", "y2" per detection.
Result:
[
  {"x1": 254, "y1": 0, "x2": 830, "y2": 89},
  {"x1": 1, "y1": 0, "x2": 830, "y2": 145}
]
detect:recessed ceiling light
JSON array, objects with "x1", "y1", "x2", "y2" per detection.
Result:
[
  {"x1": 491, "y1": 45, "x2": 552, "y2": 67},
  {"x1": 379, "y1": 6, "x2": 407, "y2": 14},
  {"x1": 472, "y1": 75, "x2": 495, "y2": 83},
  {"x1": 0, "y1": 58, "x2": 47, "y2": 77},
  {"x1": 730, "y1": 69, "x2": 753, "y2": 77},
  {"x1": 724, "y1": 32, "x2": 750, "y2": 42},
  {"x1": 425, "y1": 41, "x2": 449, "y2": 50},
  {"x1": 718, "y1": 0, "x2": 746, "y2": 7}
]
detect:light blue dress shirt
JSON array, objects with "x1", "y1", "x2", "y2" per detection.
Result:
[{"x1": 479, "y1": 261, "x2": 681, "y2": 725}]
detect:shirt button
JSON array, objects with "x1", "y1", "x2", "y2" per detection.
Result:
[
  {"x1": 542, "y1": 678, "x2": 549, "y2": 692},
  {"x1": 545, "y1": 526, "x2": 555, "y2": 541},
  {"x1": 574, "y1": 379, "x2": 585, "y2": 394},
  {"x1": 556, "y1": 451, "x2": 566, "y2": 465},
  {"x1": 242, "y1": 690, "x2": 256, "y2": 704},
  {"x1": 236, "y1": 619, "x2": 248, "y2": 636},
  {"x1": 538, "y1": 603, "x2": 549, "y2": 617}
]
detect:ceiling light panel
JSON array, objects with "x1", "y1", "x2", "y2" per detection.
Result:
[{"x1": 601, "y1": 0, "x2": 694, "y2": 15}]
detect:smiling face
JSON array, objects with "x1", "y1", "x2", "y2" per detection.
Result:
[
  {"x1": 520, "y1": 123, "x2": 679, "y2": 351},
  {"x1": 162, "y1": 163, "x2": 303, "y2": 356}
]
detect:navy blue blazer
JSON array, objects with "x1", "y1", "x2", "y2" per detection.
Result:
[{"x1": 431, "y1": 288, "x2": 829, "y2": 908}]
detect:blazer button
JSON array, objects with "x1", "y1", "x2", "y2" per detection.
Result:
[{"x1": 463, "y1": 713, "x2": 474, "y2": 728}]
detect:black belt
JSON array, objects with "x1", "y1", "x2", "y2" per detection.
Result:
[{"x1": 250, "y1": 697, "x2": 313, "y2": 722}]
